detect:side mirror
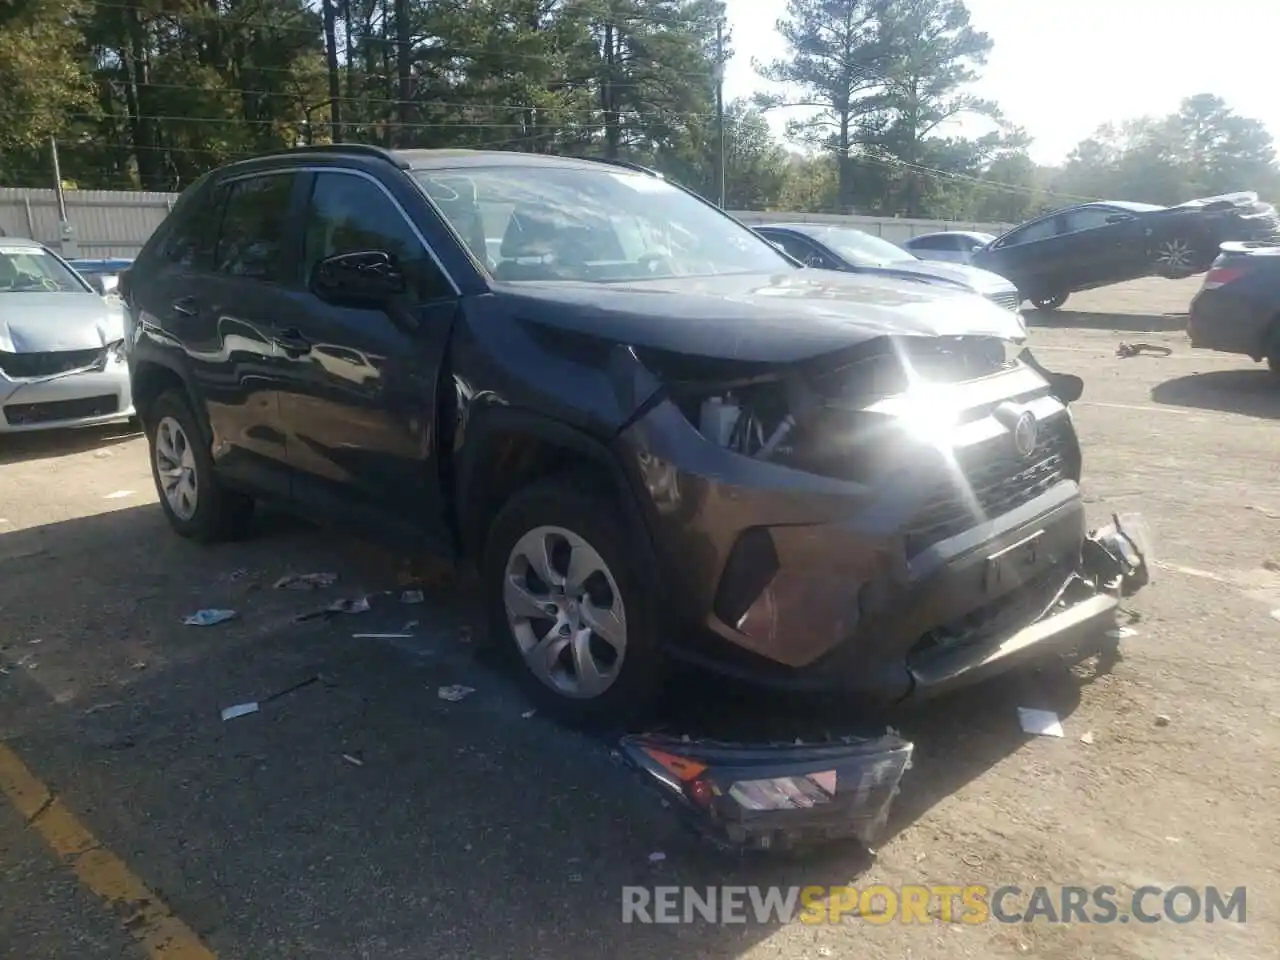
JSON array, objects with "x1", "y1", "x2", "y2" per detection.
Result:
[{"x1": 310, "y1": 250, "x2": 406, "y2": 308}]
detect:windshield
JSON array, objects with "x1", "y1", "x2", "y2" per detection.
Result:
[
  {"x1": 0, "y1": 245, "x2": 88, "y2": 293},
  {"x1": 411, "y1": 164, "x2": 796, "y2": 283},
  {"x1": 812, "y1": 228, "x2": 917, "y2": 267}
]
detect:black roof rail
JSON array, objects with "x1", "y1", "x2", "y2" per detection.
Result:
[{"x1": 252, "y1": 143, "x2": 409, "y2": 169}]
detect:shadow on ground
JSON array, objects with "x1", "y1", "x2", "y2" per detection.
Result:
[
  {"x1": 1152, "y1": 368, "x2": 1280, "y2": 419},
  {"x1": 0, "y1": 421, "x2": 141, "y2": 466},
  {"x1": 0, "y1": 505, "x2": 1108, "y2": 959},
  {"x1": 1027, "y1": 310, "x2": 1189, "y2": 334}
]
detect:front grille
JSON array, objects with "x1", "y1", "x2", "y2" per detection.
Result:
[
  {"x1": 0, "y1": 348, "x2": 105, "y2": 379},
  {"x1": 904, "y1": 414, "x2": 1075, "y2": 555},
  {"x1": 3, "y1": 394, "x2": 118, "y2": 426},
  {"x1": 985, "y1": 289, "x2": 1021, "y2": 312}
]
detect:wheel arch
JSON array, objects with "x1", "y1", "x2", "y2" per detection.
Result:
[
  {"x1": 130, "y1": 357, "x2": 211, "y2": 443},
  {"x1": 453, "y1": 408, "x2": 661, "y2": 579}
]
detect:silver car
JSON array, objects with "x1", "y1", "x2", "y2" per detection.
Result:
[{"x1": 0, "y1": 239, "x2": 134, "y2": 433}]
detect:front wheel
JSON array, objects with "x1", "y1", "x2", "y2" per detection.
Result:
[
  {"x1": 1031, "y1": 293, "x2": 1068, "y2": 311},
  {"x1": 483, "y1": 473, "x2": 663, "y2": 728}
]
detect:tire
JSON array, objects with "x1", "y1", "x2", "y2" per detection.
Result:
[
  {"x1": 1150, "y1": 235, "x2": 1199, "y2": 279},
  {"x1": 1031, "y1": 293, "x2": 1068, "y2": 311},
  {"x1": 482, "y1": 472, "x2": 663, "y2": 728},
  {"x1": 146, "y1": 390, "x2": 255, "y2": 541}
]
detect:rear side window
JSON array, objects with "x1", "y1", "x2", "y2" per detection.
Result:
[
  {"x1": 1001, "y1": 217, "x2": 1062, "y2": 246},
  {"x1": 162, "y1": 187, "x2": 223, "y2": 268},
  {"x1": 909, "y1": 235, "x2": 949, "y2": 251},
  {"x1": 213, "y1": 174, "x2": 297, "y2": 281},
  {"x1": 302, "y1": 172, "x2": 452, "y2": 302}
]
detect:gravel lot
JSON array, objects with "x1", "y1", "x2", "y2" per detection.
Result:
[{"x1": 1, "y1": 277, "x2": 1277, "y2": 959}]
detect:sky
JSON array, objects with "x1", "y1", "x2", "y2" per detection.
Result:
[{"x1": 723, "y1": 0, "x2": 1280, "y2": 166}]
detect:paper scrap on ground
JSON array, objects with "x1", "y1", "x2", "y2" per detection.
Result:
[
  {"x1": 521, "y1": 709, "x2": 536, "y2": 719},
  {"x1": 183, "y1": 608, "x2": 237, "y2": 627},
  {"x1": 437, "y1": 684, "x2": 475, "y2": 702},
  {"x1": 1107, "y1": 626, "x2": 1139, "y2": 639},
  {"x1": 103, "y1": 490, "x2": 134, "y2": 499},
  {"x1": 401, "y1": 589, "x2": 425, "y2": 604},
  {"x1": 1079, "y1": 730, "x2": 1095, "y2": 745},
  {"x1": 342, "y1": 753, "x2": 364, "y2": 767},
  {"x1": 648, "y1": 852, "x2": 666, "y2": 863},
  {"x1": 220, "y1": 702, "x2": 259, "y2": 721},
  {"x1": 274, "y1": 572, "x2": 337, "y2": 590},
  {"x1": 1017, "y1": 707, "x2": 1064, "y2": 738}
]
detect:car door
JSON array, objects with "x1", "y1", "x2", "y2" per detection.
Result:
[
  {"x1": 1059, "y1": 206, "x2": 1148, "y2": 286},
  {"x1": 276, "y1": 168, "x2": 459, "y2": 552},
  {"x1": 981, "y1": 214, "x2": 1070, "y2": 295},
  {"x1": 135, "y1": 172, "x2": 299, "y2": 497}
]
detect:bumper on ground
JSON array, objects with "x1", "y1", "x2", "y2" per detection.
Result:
[{"x1": 0, "y1": 366, "x2": 134, "y2": 434}]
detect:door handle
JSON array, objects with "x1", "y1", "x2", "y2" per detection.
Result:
[
  {"x1": 274, "y1": 327, "x2": 312, "y2": 356},
  {"x1": 171, "y1": 296, "x2": 198, "y2": 317}
]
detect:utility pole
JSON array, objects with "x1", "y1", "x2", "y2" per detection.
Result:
[
  {"x1": 714, "y1": 19, "x2": 725, "y2": 208},
  {"x1": 322, "y1": 0, "x2": 343, "y2": 142},
  {"x1": 50, "y1": 137, "x2": 78, "y2": 257}
]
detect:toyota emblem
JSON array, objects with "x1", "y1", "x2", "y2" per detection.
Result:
[{"x1": 1012, "y1": 411, "x2": 1038, "y2": 458}]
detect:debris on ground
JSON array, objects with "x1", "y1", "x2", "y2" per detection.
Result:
[
  {"x1": 294, "y1": 596, "x2": 370, "y2": 622},
  {"x1": 400, "y1": 589, "x2": 425, "y2": 604},
  {"x1": 1155, "y1": 714, "x2": 1171, "y2": 727},
  {"x1": 1116, "y1": 341, "x2": 1173, "y2": 358},
  {"x1": 648, "y1": 851, "x2": 666, "y2": 863},
  {"x1": 183, "y1": 608, "x2": 237, "y2": 627},
  {"x1": 522, "y1": 709, "x2": 536, "y2": 719},
  {"x1": 342, "y1": 753, "x2": 364, "y2": 767},
  {"x1": 1263, "y1": 559, "x2": 1280, "y2": 572},
  {"x1": 1107, "y1": 625, "x2": 1140, "y2": 639},
  {"x1": 274, "y1": 572, "x2": 338, "y2": 590},
  {"x1": 130, "y1": 661, "x2": 147, "y2": 671},
  {"x1": 103, "y1": 490, "x2": 135, "y2": 499},
  {"x1": 352, "y1": 632, "x2": 413, "y2": 639},
  {"x1": 226, "y1": 568, "x2": 252, "y2": 582},
  {"x1": 1079, "y1": 731, "x2": 1095, "y2": 745},
  {"x1": 1017, "y1": 708, "x2": 1065, "y2": 738},
  {"x1": 437, "y1": 684, "x2": 476, "y2": 702},
  {"x1": 402, "y1": 620, "x2": 419, "y2": 631},
  {"x1": 220, "y1": 702, "x2": 259, "y2": 721}
]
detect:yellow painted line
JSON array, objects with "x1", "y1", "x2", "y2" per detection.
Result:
[{"x1": 0, "y1": 742, "x2": 217, "y2": 960}]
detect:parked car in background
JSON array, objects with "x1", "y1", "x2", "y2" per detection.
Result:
[
  {"x1": 125, "y1": 144, "x2": 1131, "y2": 729},
  {"x1": 68, "y1": 257, "x2": 135, "y2": 297},
  {"x1": 972, "y1": 193, "x2": 1280, "y2": 311},
  {"x1": 0, "y1": 239, "x2": 134, "y2": 433},
  {"x1": 903, "y1": 230, "x2": 997, "y2": 264},
  {"x1": 1187, "y1": 241, "x2": 1280, "y2": 374},
  {"x1": 754, "y1": 222, "x2": 1023, "y2": 316}
]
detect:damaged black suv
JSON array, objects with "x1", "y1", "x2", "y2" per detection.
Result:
[{"x1": 123, "y1": 146, "x2": 1139, "y2": 725}]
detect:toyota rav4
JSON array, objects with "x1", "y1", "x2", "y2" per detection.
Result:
[{"x1": 122, "y1": 145, "x2": 1138, "y2": 726}]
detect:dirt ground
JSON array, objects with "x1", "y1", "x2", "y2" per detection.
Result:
[{"x1": 1, "y1": 276, "x2": 1277, "y2": 959}]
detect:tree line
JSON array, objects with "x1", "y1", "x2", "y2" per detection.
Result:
[{"x1": 1, "y1": 0, "x2": 1276, "y2": 222}]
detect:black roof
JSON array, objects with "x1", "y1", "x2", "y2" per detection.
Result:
[{"x1": 223, "y1": 143, "x2": 662, "y2": 176}]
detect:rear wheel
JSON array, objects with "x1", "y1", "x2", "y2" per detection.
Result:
[
  {"x1": 483, "y1": 472, "x2": 663, "y2": 728},
  {"x1": 146, "y1": 391, "x2": 255, "y2": 541},
  {"x1": 1030, "y1": 293, "x2": 1068, "y2": 311},
  {"x1": 1151, "y1": 236, "x2": 1199, "y2": 278}
]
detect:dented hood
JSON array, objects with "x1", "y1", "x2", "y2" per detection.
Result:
[
  {"x1": 495, "y1": 270, "x2": 1025, "y2": 364},
  {"x1": 0, "y1": 293, "x2": 124, "y2": 353}
]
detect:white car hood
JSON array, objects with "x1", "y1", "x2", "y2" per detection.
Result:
[{"x1": 0, "y1": 293, "x2": 125, "y2": 353}]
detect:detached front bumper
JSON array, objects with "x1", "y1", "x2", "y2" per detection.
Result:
[{"x1": 0, "y1": 365, "x2": 134, "y2": 434}]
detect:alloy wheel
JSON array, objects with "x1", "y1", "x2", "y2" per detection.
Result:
[
  {"x1": 1154, "y1": 238, "x2": 1195, "y2": 274},
  {"x1": 502, "y1": 525, "x2": 627, "y2": 699},
  {"x1": 154, "y1": 415, "x2": 199, "y2": 520}
]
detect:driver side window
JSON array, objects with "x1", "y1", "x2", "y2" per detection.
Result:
[{"x1": 303, "y1": 172, "x2": 451, "y2": 302}]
